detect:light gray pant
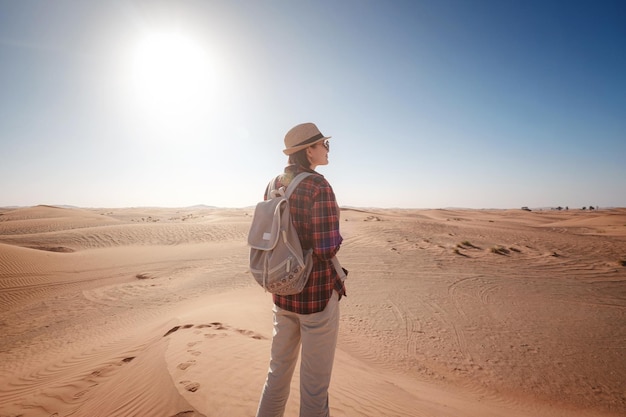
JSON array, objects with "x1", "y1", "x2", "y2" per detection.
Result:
[{"x1": 256, "y1": 291, "x2": 340, "y2": 417}]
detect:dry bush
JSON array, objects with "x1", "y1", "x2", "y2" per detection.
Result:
[{"x1": 491, "y1": 246, "x2": 510, "y2": 255}]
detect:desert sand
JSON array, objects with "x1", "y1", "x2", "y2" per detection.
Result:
[{"x1": 0, "y1": 204, "x2": 625, "y2": 417}]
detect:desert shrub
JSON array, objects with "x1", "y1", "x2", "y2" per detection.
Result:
[
  {"x1": 459, "y1": 240, "x2": 479, "y2": 249},
  {"x1": 491, "y1": 246, "x2": 510, "y2": 255},
  {"x1": 453, "y1": 248, "x2": 468, "y2": 257}
]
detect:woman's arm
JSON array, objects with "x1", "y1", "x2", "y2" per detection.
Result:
[{"x1": 311, "y1": 182, "x2": 343, "y2": 259}]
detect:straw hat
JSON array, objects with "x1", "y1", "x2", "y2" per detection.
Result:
[{"x1": 283, "y1": 123, "x2": 331, "y2": 155}]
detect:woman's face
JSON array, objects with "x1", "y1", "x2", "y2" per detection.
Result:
[{"x1": 307, "y1": 140, "x2": 330, "y2": 169}]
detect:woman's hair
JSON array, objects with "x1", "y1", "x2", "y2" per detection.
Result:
[{"x1": 288, "y1": 148, "x2": 311, "y2": 169}]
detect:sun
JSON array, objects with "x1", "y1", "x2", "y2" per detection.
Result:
[{"x1": 128, "y1": 30, "x2": 214, "y2": 122}]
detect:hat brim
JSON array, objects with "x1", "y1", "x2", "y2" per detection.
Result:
[{"x1": 283, "y1": 136, "x2": 331, "y2": 155}]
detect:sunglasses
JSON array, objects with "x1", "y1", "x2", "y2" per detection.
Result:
[{"x1": 314, "y1": 139, "x2": 330, "y2": 151}]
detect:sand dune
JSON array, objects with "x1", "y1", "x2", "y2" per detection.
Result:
[{"x1": 1, "y1": 205, "x2": 625, "y2": 417}]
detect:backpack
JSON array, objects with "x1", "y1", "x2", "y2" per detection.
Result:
[{"x1": 248, "y1": 172, "x2": 314, "y2": 295}]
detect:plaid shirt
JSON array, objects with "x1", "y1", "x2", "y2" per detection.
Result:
[{"x1": 265, "y1": 165, "x2": 346, "y2": 314}]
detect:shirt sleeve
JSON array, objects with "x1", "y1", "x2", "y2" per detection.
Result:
[{"x1": 311, "y1": 181, "x2": 343, "y2": 259}]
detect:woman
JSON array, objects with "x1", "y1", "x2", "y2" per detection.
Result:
[{"x1": 256, "y1": 122, "x2": 346, "y2": 417}]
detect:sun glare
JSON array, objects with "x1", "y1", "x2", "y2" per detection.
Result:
[{"x1": 128, "y1": 31, "x2": 215, "y2": 123}]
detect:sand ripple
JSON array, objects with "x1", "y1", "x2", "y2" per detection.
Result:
[{"x1": 1, "y1": 206, "x2": 625, "y2": 416}]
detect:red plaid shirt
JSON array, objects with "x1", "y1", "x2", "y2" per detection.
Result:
[{"x1": 265, "y1": 165, "x2": 346, "y2": 314}]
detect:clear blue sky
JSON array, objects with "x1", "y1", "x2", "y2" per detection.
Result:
[{"x1": 1, "y1": 0, "x2": 624, "y2": 209}]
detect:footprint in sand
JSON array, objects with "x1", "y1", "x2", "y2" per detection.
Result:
[
  {"x1": 170, "y1": 323, "x2": 268, "y2": 396},
  {"x1": 236, "y1": 328, "x2": 267, "y2": 340},
  {"x1": 170, "y1": 411, "x2": 196, "y2": 417},
  {"x1": 163, "y1": 324, "x2": 195, "y2": 337},
  {"x1": 76, "y1": 356, "x2": 137, "y2": 402},
  {"x1": 164, "y1": 322, "x2": 267, "y2": 341},
  {"x1": 177, "y1": 360, "x2": 196, "y2": 370},
  {"x1": 180, "y1": 380, "x2": 200, "y2": 392}
]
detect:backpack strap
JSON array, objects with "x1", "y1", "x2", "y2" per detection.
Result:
[
  {"x1": 332, "y1": 256, "x2": 347, "y2": 281},
  {"x1": 264, "y1": 177, "x2": 279, "y2": 200},
  {"x1": 265, "y1": 172, "x2": 313, "y2": 199},
  {"x1": 284, "y1": 172, "x2": 314, "y2": 199}
]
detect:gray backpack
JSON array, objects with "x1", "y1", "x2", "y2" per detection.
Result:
[{"x1": 248, "y1": 173, "x2": 314, "y2": 295}]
